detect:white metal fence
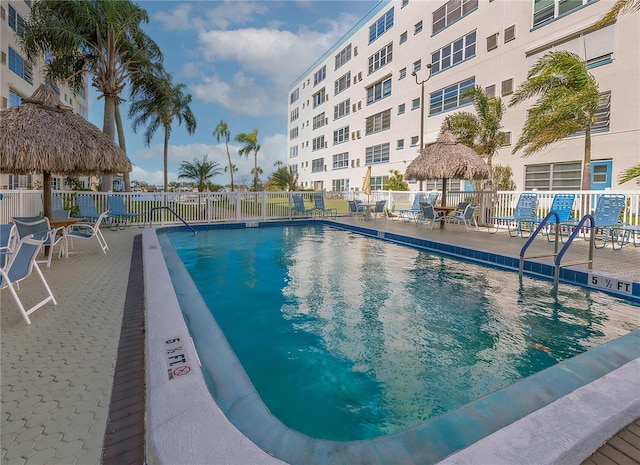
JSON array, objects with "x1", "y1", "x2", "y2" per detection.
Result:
[{"x1": 1, "y1": 189, "x2": 639, "y2": 227}]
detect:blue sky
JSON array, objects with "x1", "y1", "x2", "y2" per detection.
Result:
[{"x1": 87, "y1": 0, "x2": 380, "y2": 187}]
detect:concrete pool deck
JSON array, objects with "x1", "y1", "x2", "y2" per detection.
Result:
[{"x1": 1, "y1": 218, "x2": 639, "y2": 464}]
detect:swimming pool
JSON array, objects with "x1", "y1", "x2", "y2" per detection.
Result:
[
  {"x1": 144, "y1": 220, "x2": 640, "y2": 465},
  {"x1": 166, "y1": 224, "x2": 639, "y2": 442}
]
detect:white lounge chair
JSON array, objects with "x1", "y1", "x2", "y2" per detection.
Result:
[
  {"x1": 1, "y1": 234, "x2": 57, "y2": 325},
  {"x1": 66, "y1": 211, "x2": 110, "y2": 254}
]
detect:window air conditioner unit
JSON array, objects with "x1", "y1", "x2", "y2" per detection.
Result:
[
  {"x1": 325, "y1": 141, "x2": 328, "y2": 148},
  {"x1": 504, "y1": 25, "x2": 516, "y2": 43},
  {"x1": 487, "y1": 33, "x2": 498, "y2": 51},
  {"x1": 354, "y1": 46, "x2": 358, "y2": 56},
  {"x1": 358, "y1": 101, "x2": 362, "y2": 110}
]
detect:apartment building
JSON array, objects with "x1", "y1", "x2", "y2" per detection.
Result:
[
  {"x1": 287, "y1": 0, "x2": 640, "y2": 193},
  {"x1": 1, "y1": 0, "x2": 91, "y2": 190}
]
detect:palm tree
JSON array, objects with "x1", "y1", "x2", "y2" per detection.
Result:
[
  {"x1": 128, "y1": 69, "x2": 197, "y2": 192},
  {"x1": 509, "y1": 51, "x2": 600, "y2": 190},
  {"x1": 178, "y1": 155, "x2": 222, "y2": 192},
  {"x1": 447, "y1": 85, "x2": 506, "y2": 189},
  {"x1": 269, "y1": 166, "x2": 298, "y2": 191},
  {"x1": 619, "y1": 165, "x2": 640, "y2": 186},
  {"x1": 235, "y1": 129, "x2": 261, "y2": 191},
  {"x1": 592, "y1": 0, "x2": 640, "y2": 29},
  {"x1": 213, "y1": 120, "x2": 235, "y2": 191},
  {"x1": 21, "y1": 0, "x2": 161, "y2": 191}
]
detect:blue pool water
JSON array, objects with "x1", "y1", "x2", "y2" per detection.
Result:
[{"x1": 166, "y1": 224, "x2": 639, "y2": 442}]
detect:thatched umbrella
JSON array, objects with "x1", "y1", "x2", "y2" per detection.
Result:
[
  {"x1": 404, "y1": 121, "x2": 489, "y2": 207},
  {"x1": 0, "y1": 85, "x2": 131, "y2": 219}
]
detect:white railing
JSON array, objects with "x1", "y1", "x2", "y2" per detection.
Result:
[{"x1": 1, "y1": 189, "x2": 639, "y2": 227}]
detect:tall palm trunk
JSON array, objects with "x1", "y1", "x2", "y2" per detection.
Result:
[
  {"x1": 115, "y1": 103, "x2": 130, "y2": 191},
  {"x1": 253, "y1": 151, "x2": 258, "y2": 191},
  {"x1": 226, "y1": 140, "x2": 234, "y2": 191},
  {"x1": 163, "y1": 125, "x2": 170, "y2": 192},
  {"x1": 102, "y1": 95, "x2": 118, "y2": 191}
]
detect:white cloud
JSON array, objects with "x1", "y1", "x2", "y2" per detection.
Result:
[
  {"x1": 204, "y1": 1, "x2": 270, "y2": 30},
  {"x1": 153, "y1": 3, "x2": 200, "y2": 31}
]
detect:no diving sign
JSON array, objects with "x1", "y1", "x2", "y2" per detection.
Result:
[{"x1": 164, "y1": 337, "x2": 192, "y2": 380}]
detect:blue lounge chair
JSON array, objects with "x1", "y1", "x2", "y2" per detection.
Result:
[
  {"x1": 525, "y1": 194, "x2": 576, "y2": 242},
  {"x1": 76, "y1": 194, "x2": 105, "y2": 222},
  {"x1": 447, "y1": 204, "x2": 478, "y2": 231},
  {"x1": 398, "y1": 192, "x2": 428, "y2": 222},
  {"x1": 312, "y1": 193, "x2": 337, "y2": 218},
  {"x1": 12, "y1": 216, "x2": 66, "y2": 267},
  {"x1": 1, "y1": 234, "x2": 57, "y2": 325},
  {"x1": 108, "y1": 195, "x2": 144, "y2": 230},
  {"x1": 487, "y1": 193, "x2": 538, "y2": 237},
  {"x1": 292, "y1": 194, "x2": 314, "y2": 217},
  {"x1": 1, "y1": 223, "x2": 17, "y2": 269},
  {"x1": 348, "y1": 200, "x2": 364, "y2": 218},
  {"x1": 41, "y1": 193, "x2": 69, "y2": 219},
  {"x1": 570, "y1": 194, "x2": 626, "y2": 249},
  {"x1": 417, "y1": 202, "x2": 445, "y2": 230}
]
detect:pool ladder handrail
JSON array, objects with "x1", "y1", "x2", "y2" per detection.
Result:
[
  {"x1": 519, "y1": 211, "x2": 561, "y2": 279},
  {"x1": 147, "y1": 206, "x2": 197, "y2": 234},
  {"x1": 519, "y1": 212, "x2": 595, "y2": 289}
]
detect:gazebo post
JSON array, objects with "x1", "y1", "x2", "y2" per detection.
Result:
[
  {"x1": 441, "y1": 176, "x2": 447, "y2": 207},
  {"x1": 43, "y1": 171, "x2": 52, "y2": 220}
]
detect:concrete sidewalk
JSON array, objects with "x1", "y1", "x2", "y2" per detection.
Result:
[{"x1": 1, "y1": 219, "x2": 638, "y2": 465}]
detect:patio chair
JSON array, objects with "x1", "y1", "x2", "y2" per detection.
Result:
[
  {"x1": 292, "y1": 194, "x2": 314, "y2": 217},
  {"x1": 1, "y1": 234, "x2": 57, "y2": 325},
  {"x1": 67, "y1": 211, "x2": 110, "y2": 254},
  {"x1": 418, "y1": 202, "x2": 445, "y2": 230},
  {"x1": 312, "y1": 193, "x2": 337, "y2": 218},
  {"x1": 525, "y1": 194, "x2": 576, "y2": 242},
  {"x1": 447, "y1": 204, "x2": 478, "y2": 231},
  {"x1": 108, "y1": 195, "x2": 144, "y2": 230},
  {"x1": 570, "y1": 194, "x2": 626, "y2": 249},
  {"x1": 12, "y1": 216, "x2": 66, "y2": 267},
  {"x1": 373, "y1": 200, "x2": 387, "y2": 219},
  {"x1": 348, "y1": 200, "x2": 364, "y2": 218},
  {"x1": 76, "y1": 194, "x2": 105, "y2": 222},
  {"x1": 398, "y1": 192, "x2": 427, "y2": 222},
  {"x1": 487, "y1": 193, "x2": 538, "y2": 237},
  {"x1": 1, "y1": 223, "x2": 18, "y2": 269},
  {"x1": 41, "y1": 193, "x2": 69, "y2": 219}
]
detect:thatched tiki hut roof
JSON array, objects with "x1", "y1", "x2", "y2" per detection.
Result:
[
  {"x1": 0, "y1": 85, "x2": 130, "y2": 218},
  {"x1": 404, "y1": 123, "x2": 489, "y2": 207}
]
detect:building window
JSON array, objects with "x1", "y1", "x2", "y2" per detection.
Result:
[
  {"x1": 399, "y1": 68, "x2": 407, "y2": 80},
  {"x1": 400, "y1": 31, "x2": 408, "y2": 44},
  {"x1": 365, "y1": 109, "x2": 391, "y2": 135},
  {"x1": 414, "y1": 21, "x2": 423, "y2": 34},
  {"x1": 312, "y1": 88, "x2": 326, "y2": 108},
  {"x1": 410, "y1": 136, "x2": 419, "y2": 146},
  {"x1": 431, "y1": 31, "x2": 476, "y2": 74},
  {"x1": 525, "y1": 162, "x2": 582, "y2": 190},
  {"x1": 312, "y1": 136, "x2": 326, "y2": 151},
  {"x1": 334, "y1": 72, "x2": 351, "y2": 95},
  {"x1": 8, "y1": 174, "x2": 33, "y2": 190},
  {"x1": 485, "y1": 84, "x2": 496, "y2": 98},
  {"x1": 8, "y1": 5, "x2": 25, "y2": 34},
  {"x1": 368, "y1": 43, "x2": 393, "y2": 74},
  {"x1": 8, "y1": 47, "x2": 33, "y2": 84},
  {"x1": 289, "y1": 127, "x2": 299, "y2": 140},
  {"x1": 398, "y1": 103, "x2": 406, "y2": 114},
  {"x1": 413, "y1": 60, "x2": 421, "y2": 73},
  {"x1": 501, "y1": 78, "x2": 514, "y2": 96},
  {"x1": 314, "y1": 65, "x2": 326, "y2": 86},
  {"x1": 433, "y1": 0, "x2": 479, "y2": 35},
  {"x1": 501, "y1": 131, "x2": 512, "y2": 146},
  {"x1": 335, "y1": 44, "x2": 352, "y2": 70},
  {"x1": 371, "y1": 176, "x2": 389, "y2": 191},
  {"x1": 402, "y1": 0, "x2": 409, "y2": 7},
  {"x1": 369, "y1": 7, "x2": 394, "y2": 43},
  {"x1": 411, "y1": 98, "x2": 420, "y2": 110},
  {"x1": 423, "y1": 179, "x2": 462, "y2": 191},
  {"x1": 366, "y1": 77, "x2": 392, "y2": 104},
  {"x1": 429, "y1": 77, "x2": 475, "y2": 115},
  {"x1": 397, "y1": 139, "x2": 405, "y2": 149},
  {"x1": 290, "y1": 107, "x2": 299, "y2": 122},
  {"x1": 334, "y1": 98, "x2": 350, "y2": 120},
  {"x1": 504, "y1": 25, "x2": 516, "y2": 42},
  {"x1": 365, "y1": 143, "x2": 390, "y2": 164},
  {"x1": 333, "y1": 126, "x2": 350, "y2": 145},
  {"x1": 574, "y1": 91, "x2": 611, "y2": 134},
  {"x1": 290, "y1": 88, "x2": 299, "y2": 104},
  {"x1": 533, "y1": 0, "x2": 595, "y2": 28},
  {"x1": 9, "y1": 89, "x2": 23, "y2": 108},
  {"x1": 333, "y1": 178, "x2": 349, "y2": 192},
  {"x1": 312, "y1": 112, "x2": 327, "y2": 130},
  {"x1": 333, "y1": 152, "x2": 349, "y2": 169},
  {"x1": 289, "y1": 145, "x2": 299, "y2": 158},
  {"x1": 311, "y1": 158, "x2": 325, "y2": 173}
]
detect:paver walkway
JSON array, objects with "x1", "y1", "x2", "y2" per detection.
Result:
[{"x1": 1, "y1": 219, "x2": 639, "y2": 465}]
